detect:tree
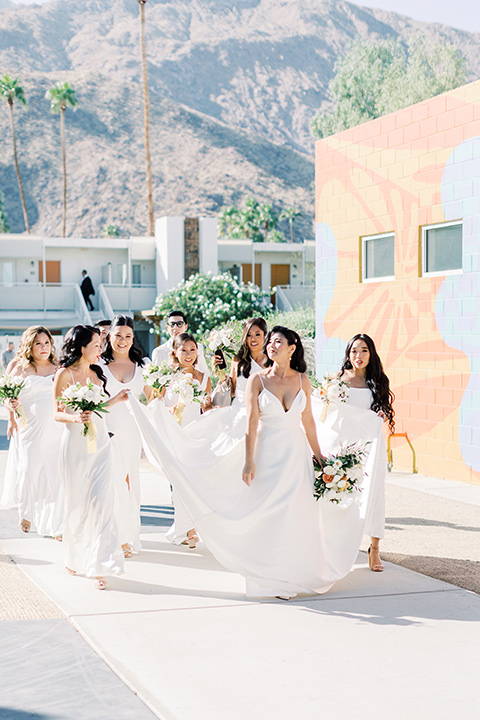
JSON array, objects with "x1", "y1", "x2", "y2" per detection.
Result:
[
  {"x1": 0, "y1": 75, "x2": 30, "y2": 233},
  {"x1": 280, "y1": 207, "x2": 302, "y2": 243},
  {"x1": 0, "y1": 192, "x2": 10, "y2": 233},
  {"x1": 46, "y1": 81, "x2": 78, "y2": 237},
  {"x1": 311, "y1": 36, "x2": 467, "y2": 138},
  {"x1": 138, "y1": 0, "x2": 155, "y2": 236},
  {"x1": 218, "y1": 198, "x2": 282, "y2": 242},
  {"x1": 258, "y1": 202, "x2": 279, "y2": 240}
]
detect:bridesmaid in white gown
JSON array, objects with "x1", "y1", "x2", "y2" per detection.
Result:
[
  {"x1": 314, "y1": 333, "x2": 395, "y2": 572},
  {"x1": 101, "y1": 315, "x2": 152, "y2": 558},
  {"x1": 3, "y1": 327, "x2": 63, "y2": 538},
  {"x1": 161, "y1": 333, "x2": 211, "y2": 547},
  {"x1": 53, "y1": 325, "x2": 128, "y2": 590},
  {"x1": 130, "y1": 326, "x2": 362, "y2": 598},
  {"x1": 1, "y1": 357, "x2": 20, "y2": 509}
]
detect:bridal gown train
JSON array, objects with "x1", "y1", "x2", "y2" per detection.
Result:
[
  {"x1": 60, "y1": 404, "x2": 124, "y2": 578},
  {"x1": 130, "y1": 374, "x2": 348, "y2": 598},
  {"x1": 103, "y1": 363, "x2": 146, "y2": 552},
  {"x1": 15, "y1": 375, "x2": 64, "y2": 536}
]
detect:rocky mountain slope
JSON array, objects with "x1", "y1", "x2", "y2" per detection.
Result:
[{"x1": 0, "y1": 0, "x2": 479, "y2": 237}]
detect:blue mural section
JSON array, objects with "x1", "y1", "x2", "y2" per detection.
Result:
[
  {"x1": 436, "y1": 137, "x2": 480, "y2": 472},
  {"x1": 315, "y1": 222, "x2": 345, "y2": 377}
]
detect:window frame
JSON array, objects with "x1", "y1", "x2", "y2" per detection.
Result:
[
  {"x1": 361, "y1": 231, "x2": 395, "y2": 283},
  {"x1": 421, "y1": 220, "x2": 463, "y2": 277}
]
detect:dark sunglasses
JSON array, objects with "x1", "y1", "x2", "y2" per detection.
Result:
[{"x1": 167, "y1": 320, "x2": 185, "y2": 328}]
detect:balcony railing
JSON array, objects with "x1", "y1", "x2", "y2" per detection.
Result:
[
  {"x1": 275, "y1": 285, "x2": 315, "y2": 311},
  {"x1": 100, "y1": 284, "x2": 157, "y2": 315}
]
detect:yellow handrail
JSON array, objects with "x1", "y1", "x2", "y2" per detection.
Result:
[{"x1": 387, "y1": 432, "x2": 418, "y2": 473}]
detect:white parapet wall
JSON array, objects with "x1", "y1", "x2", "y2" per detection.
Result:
[{"x1": 155, "y1": 217, "x2": 185, "y2": 295}]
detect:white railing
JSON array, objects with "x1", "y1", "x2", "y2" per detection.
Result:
[
  {"x1": 98, "y1": 284, "x2": 115, "y2": 320},
  {"x1": 100, "y1": 284, "x2": 157, "y2": 315},
  {"x1": 73, "y1": 285, "x2": 93, "y2": 325},
  {"x1": 276, "y1": 285, "x2": 315, "y2": 310}
]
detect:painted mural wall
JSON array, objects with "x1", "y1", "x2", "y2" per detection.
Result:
[{"x1": 315, "y1": 79, "x2": 480, "y2": 485}]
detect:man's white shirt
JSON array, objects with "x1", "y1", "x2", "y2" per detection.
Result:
[{"x1": 151, "y1": 338, "x2": 209, "y2": 376}]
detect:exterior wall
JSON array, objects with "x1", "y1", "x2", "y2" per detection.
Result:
[{"x1": 315, "y1": 79, "x2": 480, "y2": 485}]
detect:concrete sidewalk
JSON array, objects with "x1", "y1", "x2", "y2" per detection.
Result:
[{"x1": 1, "y1": 447, "x2": 479, "y2": 719}]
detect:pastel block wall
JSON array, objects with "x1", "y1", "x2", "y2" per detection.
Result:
[{"x1": 315, "y1": 79, "x2": 480, "y2": 485}]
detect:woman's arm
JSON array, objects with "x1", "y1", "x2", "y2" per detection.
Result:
[
  {"x1": 52, "y1": 369, "x2": 92, "y2": 424},
  {"x1": 105, "y1": 390, "x2": 129, "y2": 409},
  {"x1": 301, "y1": 375, "x2": 325, "y2": 464},
  {"x1": 242, "y1": 374, "x2": 262, "y2": 486},
  {"x1": 229, "y1": 360, "x2": 238, "y2": 397}
]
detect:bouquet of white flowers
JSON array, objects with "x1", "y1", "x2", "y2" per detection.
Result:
[
  {"x1": 168, "y1": 372, "x2": 205, "y2": 424},
  {"x1": 142, "y1": 362, "x2": 176, "y2": 397},
  {"x1": 59, "y1": 378, "x2": 109, "y2": 453},
  {"x1": 207, "y1": 327, "x2": 235, "y2": 381},
  {"x1": 312, "y1": 374, "x2": 350, "y2": 422},
  {"x1": 0, "y1": 375, "x2": 27, "y2": 427},
  {"x1": 313, "y1": 442, "x2": 369, "y2": 505}
]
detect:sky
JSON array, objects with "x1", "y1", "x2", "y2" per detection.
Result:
[{"x1": 8, "y1": 0, "x2": 480, "y2": 34}]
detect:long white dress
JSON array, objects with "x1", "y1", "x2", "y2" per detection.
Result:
[
  {"x1": 130, "y1": 374, "x2": 351, "y2": 598},
  {"x1": 313, "y1": 387, "x2": 387, "y2": 542},
  {"x1": 60, "y1": 380, "x2": 124, "y2": 578},
  {"x1": 103, "y1": 362, "x2": 145, "y2": 552},
  {"x1": 15, "y1": 374, "x2": 64, "y2": 537},
  {"x1": 163, "y1": 371, "x2": 209, "y2": 544},
  {"x1": 1, "y1": 427, "x2": 19, "y2": 509}
]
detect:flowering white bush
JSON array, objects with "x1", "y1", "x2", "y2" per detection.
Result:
[
  {"x1": 313, "y1": 442, "x2": 368, "y2": 504},
  {"x1": 154, "y1": 272, "x2": 272, "y2": 336}
]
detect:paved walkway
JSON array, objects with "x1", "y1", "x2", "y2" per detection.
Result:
[{"x1": 1, "y1": 443, "x2": 479, "y2": 719}]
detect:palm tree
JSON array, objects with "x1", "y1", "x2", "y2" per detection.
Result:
[
  {"x1": 138, "y1": 0, "x2": 155, "y2": 236},
  {"x1": 280, "y1": 207, "x2": 302, "y2": 243},
  {"x1": 45, "y1": 81, "x2": 78, "y2": 237},
  {"x1": 0, "y1": 75, "x2": 30, "y2": 233},
  {"x1": 258, "y1": 202, "x2": 279, "y2": 241}
]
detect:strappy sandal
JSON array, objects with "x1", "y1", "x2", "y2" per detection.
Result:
[
  {"x1": 122, "y1": 544, "x2": 133, "y2": 558},
  {"x1": 66, "y1": 567, "x2": 77, "y2": 576},
  {"x1": 187, "y1": 531, "x2": 199, "y2": 549},
  {"x1": 94, "y1": 578, "x2": 107, "y2": 590},
  {"x1": 368, "y1": 546, "x2": 384, "y2": 572},
  {"x1": 19, "y1": 519, "x2": 30, "y2": 533}
]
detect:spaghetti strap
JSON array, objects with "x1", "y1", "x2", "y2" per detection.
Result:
[
  {"x1": 258, "y1": 374, "x2": 265, "y2": 389},
  {"x1": 299, "y1": 373, "x2": 302, "y2": 391},
  {"x1": 68, "y1": 368, "x2": 75, "y2": 384}
]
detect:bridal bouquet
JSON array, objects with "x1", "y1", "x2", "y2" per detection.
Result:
[
  {"x1": 142, "y1": 361, "x2": 176, "y2": 397},
  {"x1": 0, "y1": 375, "x2": 27, "y2": 427},
  {"x1": 168, "y1": 372, "x2": 205, "y2": 424},
  {"x1": 312, "y1": 374, "x2": 350, "y2": 422},
  {"x1": 59, "y1": 379, "x2": 109, "y2": 453},
  {"x1": 313, "y1": 442, "x2": 369, "y2": 505},
  {"x1": 207, "y1": 327, "x2": 235, "y2": 381}
]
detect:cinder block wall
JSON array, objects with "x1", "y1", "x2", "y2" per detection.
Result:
[{"x1": 315, "y1": 79, "x2": 480, "y2": 484}]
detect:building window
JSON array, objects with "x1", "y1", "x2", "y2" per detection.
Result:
[
  {"x1": 361, "y1": 233, "x2": 395, "y2": 282},
  {"x1": 422, "y1": 222, "x2": 462, "y2": 275},
  {"x1": 132, "y1": 264, "x2": 141, "y2": 286}
]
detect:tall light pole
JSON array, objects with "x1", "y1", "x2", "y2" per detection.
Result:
[{"x1": 138, "y1": 0, "x2": 155, "y2": 236}]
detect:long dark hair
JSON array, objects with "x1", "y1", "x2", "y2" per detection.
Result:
[
  {"x1": 170, "y1": 333, "x2": 198, "y2": 368},
  {"x1": 340, "y1": 333, "x2": 395, "y2": 432},
  {"x1": 264, "y1": 325, "x2": 307, "y2": 373},
  {"x1": 59, "y1": 325, "x2": 109, "y2": 395},
  {"x1": 102, "y1": 315, "x2": 145, "y2": 367},
  {"x1": 235, "y1": 317, "x2": 268, "y2": 378}
]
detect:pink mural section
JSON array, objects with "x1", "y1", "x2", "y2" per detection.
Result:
[{"x1": 315, "y1": 80, "x2": 480, "y2": 484}]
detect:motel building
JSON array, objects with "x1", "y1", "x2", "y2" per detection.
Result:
[
  {"x1": 0, "y1": 217, "x2": 314, "y2": 356},
  {"x1": 315, "y1": 77, "x2": 480, "y2": 485}
]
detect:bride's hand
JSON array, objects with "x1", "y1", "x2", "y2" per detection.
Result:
[
  {"x1": 79, "y1": 410, "x2": 92, "y2": 423},
  {"x1": 114, "y1": 389, "x2": 130, "y2": 404},
  {"x1": 6, "y1": 398, "x2": 19, "y2": 410},
  {"x1": 242, "y1": 462, "x2": 255, "y2": 486}
]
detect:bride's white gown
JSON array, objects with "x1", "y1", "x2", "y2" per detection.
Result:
[
  {"x1": 130, "y1": 373, "x2": 350, "y2": 598},
  {"x1": 15, "y1": 375, "x2": 64, "y2": 537}
]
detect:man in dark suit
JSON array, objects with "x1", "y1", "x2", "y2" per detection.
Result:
[{"x1": 81, "y1": 270, "x2": 95, "y2": 311}]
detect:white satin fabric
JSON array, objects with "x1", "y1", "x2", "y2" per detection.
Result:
[
  {"x1": 103, "y1": 362, "x2": 146, "y2": 552},
  {"x1": 60, "y1": 407, "x2": 123, "y2": 578},
  {"x1": 14, "y1": 375, "x2": 64, "y2": 537},
  {"x1": 313, "y1": 387, "x2": 387, "y2": 540},
  {"x1": 1, "y1": 426, "x2": 19, "y2": 509},
  {"x1": 129, "y1": 372, "x2": 362, "y2": 598}
]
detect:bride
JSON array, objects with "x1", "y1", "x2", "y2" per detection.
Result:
[{"x1": 130, "y1": 326, "x2": 360, "y2": 598}]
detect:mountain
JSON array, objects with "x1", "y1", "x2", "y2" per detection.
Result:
[{"x1": 0, "y1": 0, "x2": 479, "y2": 237}]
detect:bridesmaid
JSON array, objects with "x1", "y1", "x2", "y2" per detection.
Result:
[
  {"x1": 163, "y1": 333, "x2": 211, "y2": 547},
  {"x1": 334, "y1": 334, "x2": 395, "y2": 572},
  {"x1": 53, "y1": 325, "x2": 128, "y2": 590},
  {"x1": 101, "y1": 315, "x2": 151, "y2": 558},
  {"x1": 4, "y1": 326, "x2": 64, "y2": 538}
]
